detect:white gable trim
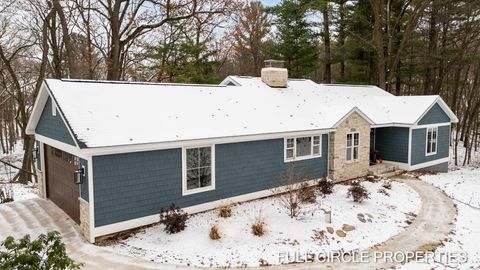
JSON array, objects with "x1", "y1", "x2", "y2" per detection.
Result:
[
  {"x1": 219, "y1": 76, "x2": 241, "y2": 86},
  {"x1": 332, "y1": 107, "x2": 375, "y2": 128},
  {"x1": 26, "y1": 82, "x2": 49, "y2": 134},
  {"x1": 26, "y1": 82, "x2": 80, "y2": 149},
  {"x1": 413, "y1": 97, "x2": 458, "y2": 125}
]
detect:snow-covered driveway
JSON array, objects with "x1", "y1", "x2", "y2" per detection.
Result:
[
  {"x1": 0, "y1": 198, "x2": 181, "y2": 270},
  {"x1": 0, "y1": 178, "x2": 455, "y2": 270}
]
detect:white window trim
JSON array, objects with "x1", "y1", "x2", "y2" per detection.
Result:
[
  {"x1": 284, "y1": 135, "x2": 322, "y2": 162},
  {"x1": 346, "y1": 132, "x2": 360, "y2": 162},
  {"x1": 425, "y1": 126, "x2": 438, "y2": 156},
  {"x1": 182, "y1": 144, "x2": 216, "y2": 196}
]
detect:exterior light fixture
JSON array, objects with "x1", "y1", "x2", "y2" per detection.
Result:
[{"x1": 74, "y1": 167, "x2": 85, "y2": 184}]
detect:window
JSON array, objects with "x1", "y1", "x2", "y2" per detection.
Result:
[
  {"x1": 182, "y1": 146, "x2": 215, "y2": 195},
  {"x1": 346, "y1": 132, "x2": 360, "y2": 161},
  {"x1": 426, "y1": 127, "x2": 438, "y2": 155},
  {"x1": 284, "y1": 135, "x2": 322, "y2": 162}
]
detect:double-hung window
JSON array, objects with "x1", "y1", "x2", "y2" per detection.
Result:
[
  {"x1": 346, "y1": 132, "x2": 360, "y2": 161},
  {"x1": 285, "y1": 135, "x2": 322, "y2": 162},
  {"x1": 182, "y1": 146, "x2": 215, "y2": 195},
  {"x1": 426, "y1": 127, "x2": 438, "y2": 155}
]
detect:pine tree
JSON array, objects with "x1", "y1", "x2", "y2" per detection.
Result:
[{"x1": 268, "y1": 0, "x2": 320, "y2": 78}]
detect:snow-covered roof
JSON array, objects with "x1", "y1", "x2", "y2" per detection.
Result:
[{"x1": 26, "y1": 77, "x2": 457, "y2": 149}]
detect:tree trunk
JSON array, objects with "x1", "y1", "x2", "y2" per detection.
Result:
[
  {"x1": 372, "y1": 0, "x2": 386, "y2": 89},
  {"x1": 106, "y1": 0, "x2": 123, "y2": 80},
  {"x1": 338, "y1": 0, "x2": 346, "y2": 80},
  {"x1": 322, "y1": 2, "x2": 331, "y2": 83},
  {"x1": 52, "y1": 0, "x2": 78, "y2": 78},
  {"x1": 423, "y1": 2, "x2": 438, "y2": 95}
]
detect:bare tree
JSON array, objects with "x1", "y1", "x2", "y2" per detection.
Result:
[{"x1": 231, "y1": 1, "x2": 270, "y2": 76}]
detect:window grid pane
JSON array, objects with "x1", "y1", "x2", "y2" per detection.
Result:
[
  {"x1": 185, "y1": 147, "x2": 212, "y2": 191},
  {"x1": 287, "y1": 138, "x2": 294, "y2": 148},
  {"x1": 426, "y1": 128, "x2": 438, "y2": 154},
  {"x1": 346, "y1": 147, "x2": 352, "y2": 161},
  {"x1": 296, "y1": 137, "x2": 312, "y2": 157}
]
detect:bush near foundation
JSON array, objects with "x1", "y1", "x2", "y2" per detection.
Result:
[
  {"x1": 160, "y1": 204, "x2": 189, "y2": 234},
  {"x1": 347, "y1": 181, "x2": 370, "y2": 203}
]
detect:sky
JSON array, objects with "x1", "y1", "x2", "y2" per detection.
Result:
[{"x1": 261, "y1": 0, "x2": 281, "y2": 6}]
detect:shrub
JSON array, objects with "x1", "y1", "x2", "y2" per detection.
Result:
[
  {"x1": 219, "y1": 204, "x2": 232, "y2": 218},
  {"x1": 382, "y1": 180, "x2": 392, "y2": 190},
  {"x1": 274, "y1": 163, "x2": 311, "y2": 218},
  {"x1": 0, "y1": 231, "x2": 82, "y2": 270},
  {"x1": 347, "y1": 181, "x2": 370, "y2": 203},
  {"x1": 209, "y1": 225, "x2": 221, "y2": 240},
  {"x1": 318, "y1": 178, "x2": 334, "y2": 196},
  {"x1": 159, "y1": 204, "x2": 189, "y2": 234},
  {"x1": 252, "y1": 220, "x2": 265, "y2": 237},
  {"x1": 378, "y1": 188, "x2": 390, "y2": 197},
  {"x1": 298, "y1": 182, "x2": 316, "y2": 203}
]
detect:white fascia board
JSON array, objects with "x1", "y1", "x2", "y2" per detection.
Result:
[
  {"x1": 412, "y1": 123, "x2": 451, "y2": 129},
  {"x1": 26, "y1": 82, "x2": 49, "y2": 134},
  {"x1": 371, "y1": 123, "x2": 413, "y2": 128},
  {"x1": 84, "y1": 129, "x2": 335, "y2": 156},
  {"x1": 332, "y1": 107, "x2": 375, "y2": 128},
  {"x1": 35, "y1": 134, "x2": 87, "y2": 159},
  {"x1": 219, "y1": 76, "x2": 241, "y2": 86},
  {"x1": 43, "y1": 82, "x2": 81, "y2": 149},
  {"x1": 27, "y1": 81, "x2": 81, "y2": 150},
  {"x1": 413, "y1": 97, "x2": 458, "y2": 125}
]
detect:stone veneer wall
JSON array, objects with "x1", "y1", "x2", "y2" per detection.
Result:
[
  {"x1": 328, "y1": 112, "x2": 371, "y2": 181},
  {"x1": 79, "y1": 199, "x2": 90, "y2": 241}
]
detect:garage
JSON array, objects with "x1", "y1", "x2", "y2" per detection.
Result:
[{"x1": 45, "y1": 145, "x2": 80, "y2": 223}]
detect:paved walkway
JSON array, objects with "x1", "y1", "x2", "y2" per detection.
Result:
[{"x1": 0, "y1": 176, "x2": 455, "y2": 270}]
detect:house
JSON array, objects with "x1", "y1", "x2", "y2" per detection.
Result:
[{"x1": 26, "y1": 65, "x2": 458, "y2": 243}]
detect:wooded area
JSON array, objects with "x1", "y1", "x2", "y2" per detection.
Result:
[{"x1": 0, "y1": 0, "x2": 479, "y2": 183}]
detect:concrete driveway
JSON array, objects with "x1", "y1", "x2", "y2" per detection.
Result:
[{"x1": 0, "y1": 177, "x2": 456, "y2": 270}]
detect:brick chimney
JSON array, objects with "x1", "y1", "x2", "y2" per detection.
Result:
[{"x1": 261, "y1": 60, "x2": 288, "y2": 88}]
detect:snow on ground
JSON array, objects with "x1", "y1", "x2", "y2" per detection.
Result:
[
  {"x1": 0, "y1": 142, "x2": 24, "y2": 182},
  {"x1": 398, "y1": 147, "x2": 480, "y2": 270},
  {"x1": 0, "y1": 182, "x2": 38, "y2": 202},
  {"x1": 0, "y1": 141, "x2": 38, "y2": 202},
  {"x1": 105, "y1": 181, "x2": 421, "y2": 267}
]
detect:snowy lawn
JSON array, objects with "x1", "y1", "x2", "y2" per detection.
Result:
[
  {"x1": 104, "y1": 180, "x2": 421, "y2": 267},
  {"x1": 0, "y1": 182, "x2": 38, "y2": 202},
  {"x1": 400, "y1": 168, "x2": 480, "y2": 270},
  {"x1": 1, "y1": 142, "x2": 38, "y2": 202},
  {"x1": 398, "y1": 146, "x2": 480, "y2": 270}
]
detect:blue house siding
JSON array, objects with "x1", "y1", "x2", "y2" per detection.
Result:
[
  {"x1": 93, "y1": 135, "x2": 329, "y2": 227},
  {"x1": 36, "y1": 97, "x2": 76, "y2": 146},
  {"x1": 80, "y1": 158, "x2": 89, "y2": 201},
  {"x1": 411, "y1": 125, "x2": 450, "y2": 165},
  {"x1": 374, "y1": 127, "x2": 409, "y2": 163},
  {"x1": 418, "y1": 103, "x2": 451, "y2": 125}
]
